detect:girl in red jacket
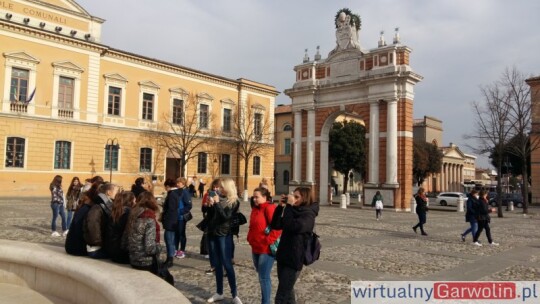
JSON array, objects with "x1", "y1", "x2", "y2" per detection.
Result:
[{"x1": 247, "y1": 187, "x2": 281, "y2": 304}]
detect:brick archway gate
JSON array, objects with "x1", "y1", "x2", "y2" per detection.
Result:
[{"x1": 284, "y1": 10, "x2": 422, "y2": 210}]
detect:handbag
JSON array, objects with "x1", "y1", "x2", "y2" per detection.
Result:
[
  {"x1": 196, "y1": 217, "x2": 208, "y2": 231},
  {"x1": 183, "y1": 211, "x2": 193, "y2": 222},
  {"x1": 231, "y1": 211, "x2": 247, "y2": 227}
]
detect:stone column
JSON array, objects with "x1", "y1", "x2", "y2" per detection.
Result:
[
  {"x1": 319, "y1": 137, "x2": 329, "y2": 204},
  {"x1": 306, "y1": 108, "x2": 315, "y2": 183},
  {"x1": 385, "y1": 99, "x2": 398, "y2": 185},
  {"x1": 368, "y1": 100, "x2": 380, "y2": 184},
  {"x1": 293, "y1": 110, "x2": 302, "y2": 183}
]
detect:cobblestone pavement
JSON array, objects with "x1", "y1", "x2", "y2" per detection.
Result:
[{"x1": 2, "y1": 198, "x2": 540, "y2": 304}]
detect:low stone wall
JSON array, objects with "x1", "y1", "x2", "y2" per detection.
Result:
[{"x1": 0, "y1": 239, "x2": 190, "y2": 304}]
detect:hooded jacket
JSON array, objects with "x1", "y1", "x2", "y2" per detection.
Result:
[
  {"x1": 128, "y1": 207, "x2": 161, "y2": 267},
  {"x1": 83, "y1": 193, "x2": 112, "y2": 247},
  {"x1": 270, "y1": 202, "x2": 319, "y2": 270},
  {"x1": 247, "y1": 202, "x2": 281, "y2": 254}
]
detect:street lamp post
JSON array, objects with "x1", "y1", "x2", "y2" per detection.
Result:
[{"x1": 105, "y1": 138, "x2": 120, "y2": 183}]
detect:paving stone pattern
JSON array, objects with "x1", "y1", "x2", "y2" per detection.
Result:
[{"x1": 2, "y1": 198, "x2": 540, "y2": 304}]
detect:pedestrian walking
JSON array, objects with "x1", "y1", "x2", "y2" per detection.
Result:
[
  {"x1": 412, "y1": 187, "x2": 429, "y2": 236},
  {"x1": 371, "y1": 191, "x2": 383, "y2": 220},
  {"x1": 49, "y1": 175, "x2": 67, "y2": 237},
  {"x1": 461, "y1": 189, "x2": 479, "y2": 242},
  {"x1": 472, "y1": 190, "x2": 499, "y2": 246}
]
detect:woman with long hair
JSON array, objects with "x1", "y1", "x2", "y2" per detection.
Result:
[
  {"x1": 206, "y1": 178, "x2": 242, "y2": 304},
  {"x1": 126, "y1": 192, "x2": 163, "y2": 275},
  {"x1": 66, "y1": 176, "x2": 82, "y2": 228},
  {"x1": 84, "y1": 182, "x2": 118, "y2": 259},
  {"x1": 105, "y1": 190, "x2": 135, "y2": 263},
  {"x1": 201, "y1": 178, "x2": 221, "y2": 275},
  {"x1": 472, "y1": 190, "x2": 499, "y2": 246},
  {"x1": 271, "y1": 187, "x2": 319, "y2": 304},
  {"x1": 413, "y1": 187, "x2": 429, "y2": 236},
  {"x1": 247, "y1": 187, "x2": 281, "y2": 304},
  {"x1": 49, "y1": 175, "x2": 67, "y2": 237}
]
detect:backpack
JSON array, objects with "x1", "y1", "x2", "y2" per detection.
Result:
[{"x1": 303, "y1": 232, "x2": 321, "y2": 266}]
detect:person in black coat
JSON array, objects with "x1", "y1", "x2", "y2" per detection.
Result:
[
  {"x1": 412, "y1": 187, "x2": 429, "y2": 236},
  {"x1": 131, "y1": 177, "x2": 147, "y2": 198},
  {"x1": 161, "y1": 179, "x2": 181, "y2": 266},
  {"x1": 271, "y1": 187, "x2": 319, "y2": 304},
  {"x1": 472, "y1": 190, "x2": 499, "y2": 246}
]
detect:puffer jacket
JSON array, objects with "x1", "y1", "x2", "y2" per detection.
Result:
[
  {"x1": 465, "y1": 194, "x2": 479, "y2": 222},
  {"x1": 128, "y1": 208, "x2": 161, "y2": 267},
  {"x1": 83, "y1": 193, "x2": 112, "y2": 247},
  {"x1": 271, "y1": 202, "x2": 319, "y2": 271},
  {"x1": 247, "y1": 202, "x2": 281, "y2": 254},
  {"x1": 207, "y1": 196, "x2": 239, "y2": 237}
]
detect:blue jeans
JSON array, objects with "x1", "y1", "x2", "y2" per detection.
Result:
[
  {"x1": 175, "y1": 219, "x2": 187, "y2": 251},
  {"x1": 67, "y1": 210, "x2": 74, "y2": 229},
  {"x1": 462, "y1": 220, "x2": 478, "y2": 238},
  {"x1": 51, "y1": 203, "x2": 66, "y2": 232},
  {"x1": 164, "y1": 230, "x2": 176, "y2": 257},
  {"x1": 209, "y1": 234, "x2": 237, "y2": 297},
  {"x1": 252, "y1": 253, "x2": 275, "y2": 304}
]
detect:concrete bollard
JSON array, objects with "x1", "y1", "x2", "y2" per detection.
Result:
[
  {"x1": 358, "y1": 194, "x2": 362, "y2": 207},
  {"x1": 411, "y1": 196, "x2": 416, "y2": 214},
  {"x1": 340, "y1": 194, "x2": 347, "y2": 209},
  {"x1": 457, "y1": 196, "x2": 464, "y2": 212},
  {"x1": 243, "y1": 189, "x2": 249, "y2": 202},
  {"x1": 509, "y1": 201, "x2": 514, "y2": 211},
  {"x1": 346, "y1": 193, "x2": 350, "y2": 205}
]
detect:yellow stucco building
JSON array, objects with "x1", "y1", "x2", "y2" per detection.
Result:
[{"x1": 1, "y1": 0, "x2": 278, "y2": 197}]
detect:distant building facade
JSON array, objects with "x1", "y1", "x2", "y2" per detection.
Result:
[
  {"x1": 413, "y1": 116, "x2": 476, "y2": 192},
  {"x1": 274, "y1": 105, "x2": 292, "y2": 195},
  {"x1": 1, "y1": 0, "x2": 278, "y2": 196}
]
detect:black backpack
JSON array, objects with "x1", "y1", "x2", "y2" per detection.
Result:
[{"x1": 303, "y1": 232, "x2": 321, "y2": 265}]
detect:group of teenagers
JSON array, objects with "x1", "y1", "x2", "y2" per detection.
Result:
[
  {"x1": 410, "y1": 187, "x2": 499, "y2": 245},
  {"x1": 49, "y1": 174, "x2": 319, "y2": 304}
]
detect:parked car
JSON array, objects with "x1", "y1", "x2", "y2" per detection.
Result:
[
  {"x1": 489, "y1": 193, "x2": 524, "y2": 208},
  {"x1": 436, "y1": 192, "x2": 467, "y2": 206}
]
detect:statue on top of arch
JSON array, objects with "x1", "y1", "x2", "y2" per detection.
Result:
[{"x1": 329, "y1": 8, "x2": 362, "y2": 56}]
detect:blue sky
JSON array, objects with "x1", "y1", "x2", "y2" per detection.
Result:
[{"x1": 76, "y1": 0, "x2": 540, "y2": 168}]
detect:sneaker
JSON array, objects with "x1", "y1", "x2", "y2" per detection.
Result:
[
  {"x1": 207, "y1": 293, "x2": 224, "y2": 303},
  {"x1": 473, "y1": 242, "x2": 483, "y2": 247},
  {"x1": 460, "y1": 234, "x2": 466, "y2": 242},
  {"x1": 204, "y1": 255, "x2": 210, "y2": 259},
  {"x1": 62, "y1": 230, "x2": 69, "y2": 237},
  {"x1": 232, "y1": 296, "x2": 243, "y2": 304},
  {"x1": 205, "y1": 268, "x2": 215, "y2": 275},
  {"x1": 51, "y1": 231, "x2": 61, "y2": 237},
  {"x1": 175, "y1": 250, "x2": 185, "y2": 259},
  {"x1": 490, "y1": 242, "x2": 500, "y2": 246},
  {"x1": 412, "y1": 226, "x2": 417, "y2": 234}
]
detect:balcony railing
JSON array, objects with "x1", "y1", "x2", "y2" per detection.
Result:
[
  {"x1": 10, "y1": 102, "x2": 28, "y2": 113},
  {"x1": 58, "y1": 109, "x2": 74, "y2": 119}
]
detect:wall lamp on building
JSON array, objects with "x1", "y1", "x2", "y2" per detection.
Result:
[
  {"x1": 70, "y1": 30, "x2": 77, "y2": 36},
  {"x1": 105, "y1": 138, "x2": 120, "y2": 182},
  {"x1": 23, "y1": 18, "x2": 30, "y2": 24},
  {"x1": 84, "y1": 33, "x2": 91, "y2": 40},
  {"x1": 55, "y1": 26, "x2": 62, "y2": 33},
  {"x1": 5, "y1": 13, "x2": 12, "y2": 20},
  {"x1": 39, "y1": 22, "x2": 46, "y2": 28}
]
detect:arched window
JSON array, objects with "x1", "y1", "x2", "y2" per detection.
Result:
[
  {"x1": 283, "y1": 124, "x2": 292, "y2": 131},
  {"x1": 283, "y1": 170, "x2": 290, "y2": 185}
]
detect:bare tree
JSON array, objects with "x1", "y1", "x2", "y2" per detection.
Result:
[
  {"x1": 232, "y1": 100, "x2": 274, "y2": 192},
  {"x1": 465, "y1": 73, "x2": 514, "y2": 217},
  {"x1": 502, "y1": 67, "x2": 540, "y2": 214},
  {"x1": 157, "y1": 92, "x2": 216, "y2": 177}
]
